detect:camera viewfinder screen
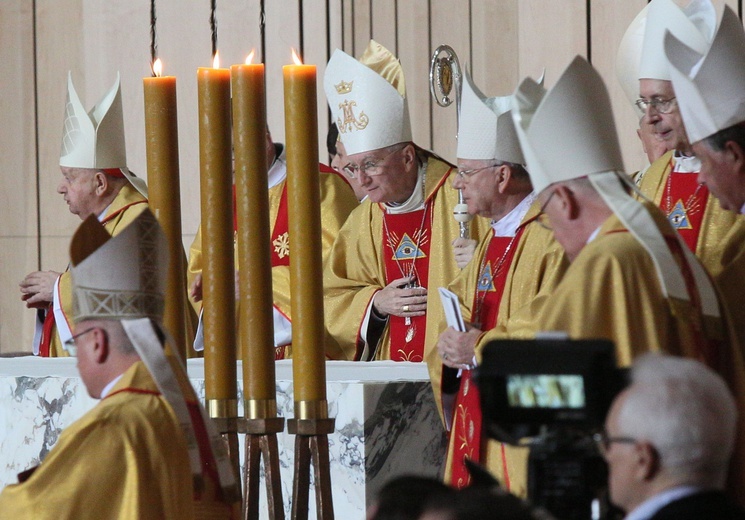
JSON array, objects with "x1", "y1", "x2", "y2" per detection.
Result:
[{"x1": 507, "y1": 374, "x2": 585, "y2": 409}]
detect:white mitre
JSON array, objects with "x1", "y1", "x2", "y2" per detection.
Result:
[
  {"x1": 665, "y1": 6, "x2": 745, "y2": 143},
  {"x1": 639, "y1": 0, "x2": 716, "y2": 80},
  {"x1": 61, "y1": 72, "x2": 147, "y2": 197},
  {"x1": 510, "y1": 55, "x2": 720, "y2": 315},
  {"x1": 457, "y1": 71, "x2": 525, "y2": 165},
  {"x1": 510, "y1": 56, "x2": 624, "y2": 194},
  {"x1": 616, "y1": 5, "x2": 649, "y2": 117},
  {"x1": 324, "y1": 40, "x2": 412, "y2": 155},
  {"x1": 70, "y1": 209, "x2": 167, "y2": 323}
]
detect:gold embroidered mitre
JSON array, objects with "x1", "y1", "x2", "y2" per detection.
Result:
[
  {"x1": 324, "y1": 40, "x2": 412, "y2": 155},
  {"x1": 70, "y1": 209, "x2": 167, "y2": 322}
]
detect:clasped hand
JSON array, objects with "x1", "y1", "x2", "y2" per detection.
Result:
[
  {"x1": 19, "y1": 271, "x2": 61, "y2": 308},
  {"x1": 372, "y1": 276, "x2": 427, "y2": 318}
]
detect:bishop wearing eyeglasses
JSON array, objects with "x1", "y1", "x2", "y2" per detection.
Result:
[
  {"x1": 620, "y1": 0, "x2": 745, "y2": 350},
  {"x1": 433, "y1": 70, "x2": 567, "y2": 495},
  {"x1": 322, "y1": 40, "x2": 489, "y2": 363}
]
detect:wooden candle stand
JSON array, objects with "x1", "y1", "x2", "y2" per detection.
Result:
[
  {"x1": 238, "y1": 417, "x2": 286, "y2": 520},
  {"x1": 212, "y1": 417, "x2": 242, "y2": 498},
  {"x1": 288, "y1": 418, "x2": 335, "y2": 520}
]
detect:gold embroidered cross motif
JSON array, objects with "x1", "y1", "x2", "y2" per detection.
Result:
[{"x1": 273, "y1": 232, "x2": 290, "y2": 259}]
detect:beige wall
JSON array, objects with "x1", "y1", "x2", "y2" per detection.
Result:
[{"x1": 1, "y1": 0, "x2": 740, "y2": 353}]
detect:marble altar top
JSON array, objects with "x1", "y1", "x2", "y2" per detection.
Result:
[{"x1": 0, "y1": 358, "x2": 431, "y2": 382}]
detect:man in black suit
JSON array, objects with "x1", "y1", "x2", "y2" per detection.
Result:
[{"x1": 600, "y1": 354, "x2": 745, "y2": 519}]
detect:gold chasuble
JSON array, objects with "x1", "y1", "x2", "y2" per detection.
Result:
[
  {"x1": 39, "y1": 184, "x2": 148, "y2": 357},
  {"x1": 0, "y1": 361, "x2": 237, "y2": 520},
  {"x1": 324, "y1": 152, "x2": 490, "y2": 361},
  {"x1": 473, "y1": 204, "x2": 745, "y2": 495},
  {"x1": 188, "y1": 165, "x2": 358, "y2": 359},
  {"x1": 439, "y1": 201, "x2": 567, "y2": 497},
  {"x1": 490, "y1": 205, "x2": 726, "y2": 362},
  {"x1": 636, "y1": 151, "x2": 745, "y2": 351},
  {"x1": 494, "y1": 205, "x2": 745, "y2": 498}
]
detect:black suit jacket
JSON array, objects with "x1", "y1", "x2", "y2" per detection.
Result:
[{"x1": 649, "y1": 490, "x2": 745, "y2": 520}]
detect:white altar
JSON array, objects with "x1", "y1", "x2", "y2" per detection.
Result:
[{"x1": 0, "y1": 358, "x2": 447, "y2": 518}]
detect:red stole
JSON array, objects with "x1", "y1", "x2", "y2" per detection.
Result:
[
  {"x1": 38, "y1": 308, "x2": 55, "y2": 357},
  {"x1": 269, "y1": 185, "x2": 291, "y2": 267},
  {"x1": 664, "y1": 167, "x2": 708, "y2": 253},
  {"x1": 663, "y1": 235, "x2": 722, "y2": 369},
  {"x1": 449, "y1": 228, "x2": 524, "y2": 489},
  {"x1": 233, "y1": 183, "x2": 291, "y2": 267},
  {"x1": 232, "y1": 183, "x2": 291, "y2": 359},
  {"x1": 382, "y1": 206, "x2": 431, "y2": 362}
]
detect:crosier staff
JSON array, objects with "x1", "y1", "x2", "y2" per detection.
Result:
[{"x1": 429, "y1": 45, "x2": 473, "y2": 240}]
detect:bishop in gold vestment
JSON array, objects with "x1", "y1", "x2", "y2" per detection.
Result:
[
  {"x1": 440, "y1": 201, "x2": 567, "y2": 496},
  {"x1": 187, "y1": 142, "x2": 358, "y2": 359}
]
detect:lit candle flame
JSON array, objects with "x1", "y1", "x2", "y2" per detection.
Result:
[
  {"x1": 213, "y1": 50, "x2": 220, "y2": 69},
  {"x1": 152, "y1": 58, "x2": 163, "y2": 77},
  {"x1": 291, "y1": 48, "x2": 303, "y2": 65},
  {"x1": 245, "y1": 49, "x2": 255, "y2": 65}
]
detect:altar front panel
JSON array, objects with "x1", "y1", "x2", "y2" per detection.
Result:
[{"x1": 0, "y1": 359, "x2": 446, "y2": 519}]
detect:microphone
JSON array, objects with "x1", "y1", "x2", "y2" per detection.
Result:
[{"x1": 453, "y1": 192, "x2": 472, "y2": 239}]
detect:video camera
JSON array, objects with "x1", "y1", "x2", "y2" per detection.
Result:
[{"x1": 476, "y1": 338, "x2": 627, "y2": 520}]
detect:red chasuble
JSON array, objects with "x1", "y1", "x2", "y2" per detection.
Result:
[
  {"x1": 382, "y1": 205, "x2": 432, "y2": 362},
  {"x1": 449, "y1": 228, "x2": 524, "y2": 489},
  {"x1": 664, "y1": 168, "x2": 708, "y2": 253}
]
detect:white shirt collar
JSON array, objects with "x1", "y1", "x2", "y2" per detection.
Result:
[
  {"x1": 100, "y1": 373, "x2": 125, "y2": 399},
  {"x1": 740, "y1": 202, "x2": 745, "y2": 215},
  {"x1": 672, "y1": 151, "x2": 701, "y2": 173},
  {"x1": 97, "y1": 202, "x2": 112, "y2": 221},
  {"x1": 267, "y1": 145, "x2": 287, "y2": 189},
  {"x1": 587, "y1": 225, "x2": 602, "y2": 244},
  {"x1": 624, "y1": 486, "x2": 702, "y2": 520},
  {"x1": 491, "y1": 192, "x2": 536, "y2": 237},
  {"x1": 384, "y1": 159, "x2": 428, "y2": 214}
]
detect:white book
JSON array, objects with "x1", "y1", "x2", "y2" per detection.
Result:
[{"x1": 438, "y1": 287, "x2": 466, "y2": 332}]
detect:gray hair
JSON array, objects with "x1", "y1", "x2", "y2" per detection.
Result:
[
  {"x1": 89, "y1": 319, "x2": 137, "y2": 357},
  {"x1": 496, "y1": 160, "x2": 530, "y2": 183},
  {"x1": 617, "y1": 354, "x2": 737, "y2": 487},
  {"x1": 704, "y1": 121, "x2": 745, "y2": 152}
]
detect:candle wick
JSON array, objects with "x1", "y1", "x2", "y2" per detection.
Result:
[
  {"x1": 150, "y1": 0, "x2": 157, "y2": 73},
  {"x1": 210, "y1": 0, "x2": 218, "y2": 58},
  {"x1": 259, "y1": 0, "x2": 266, "y2": 62}
]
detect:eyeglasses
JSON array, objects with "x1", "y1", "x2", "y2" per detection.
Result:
[
  {"x1": 457, "y1": 164, "x2": 498, "y2": 179},
  {"x1": 634, "y1": 97, "x2": 677, "y2": 114},
  {"x1": 342, "y1": 145, "x2": 405, "y2": 179},
  {"x1": 593, "y1": 431, "x2": 638, "y2": 455},
  {"x1": 535, "y1": 189, "x2": 557, "y2": 230},
  {"x1": 63, "y1": 327, "x2": 97, "y2": 356}
]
